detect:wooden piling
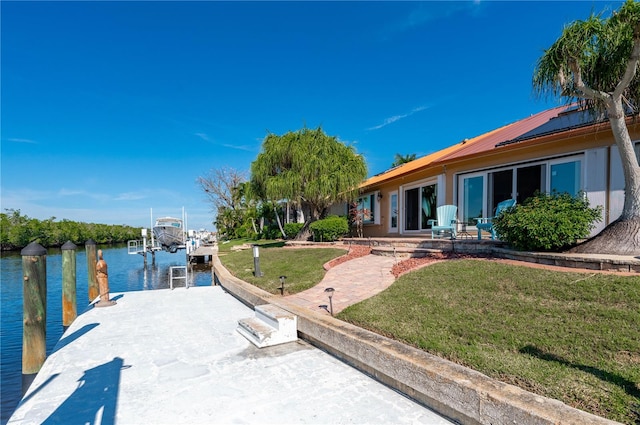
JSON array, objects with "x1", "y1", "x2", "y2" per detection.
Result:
[
  {"x1": 61, "y1": 241, "x2": 77, "y2": 330},
  {"x1": 85, "y1": 239, "x2": 98, "y2": 302},
  {"x1": 21, "y1": 241, "x2": 47, "y2": 394}
]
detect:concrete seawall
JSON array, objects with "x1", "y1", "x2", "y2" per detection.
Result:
[{"x1": 213, "y1": 255, "x2": 621, "y2": 425}]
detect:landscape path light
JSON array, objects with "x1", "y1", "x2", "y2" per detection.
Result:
[
  {"x1": 252, "y1": 245, "x2": 263, "y2": 277},
  {"x1": 279, "y1": 275, "x2": 286, "y2": 295},
  {"x1": 324, "y1": 287, "x2": 335, "y2": 316}
]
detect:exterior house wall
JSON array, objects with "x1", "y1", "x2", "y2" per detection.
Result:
[
  {"x1": 360, "y1": 183, "x2": 394, "y2": 237},
  {"x1": 585, "y1": 147, "x2": 609, "y2": 233},
  {"x1": 445, "y1": 133, "x2": 616, "y2": 237},
  {"x1": 360, "y1": 170, "x2": 447, "y2": 237},
  {"x1": 610, "y1": 145, "x2": 626, "y2": 224},
  {"x1": 358, "y1": 115, "x2": 640, "y2": 239}
]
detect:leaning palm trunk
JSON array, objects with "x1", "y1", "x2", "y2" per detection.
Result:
[
  {"x1": 274, "y1": 207, "x2": 286, "y2": 239},
  {"x1": 570, "y1": 111, "x2": 640, "y2": 254},
  {"x1": 534, "y1": 1, "x2": 640, "y2": 255},
  {"x1": 570, "y1": 217, "x2": 640, "y2": 254},
  {"x1": 609, "y1": 112, "x2": 640, "y2": 222}
]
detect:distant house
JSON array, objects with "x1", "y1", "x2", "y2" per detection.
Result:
[{"x1": 356, "y1": 105, "x2": 640, "y2": 238}]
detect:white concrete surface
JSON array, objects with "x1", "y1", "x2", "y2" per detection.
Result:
[{"x1": 8, "y1": 287, "x2": 453, "y2": 424}]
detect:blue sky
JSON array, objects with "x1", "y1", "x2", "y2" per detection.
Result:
[{"x1": 1, "y1": 1, "x2": 621, "y2": 232}]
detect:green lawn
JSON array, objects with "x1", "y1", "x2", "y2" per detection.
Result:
[
  {"x1": 338, "y1": 260, "x2": 640, "y2": 424},
  {"x1": 216, "y1": 238, "x2": 285, "y2": 253},
  {"x1": 217, "y1": 242, "x2": 639, "y2": 423},
  {"x1": 218, "y1": 240, "x2": 345, "y2": 295}
]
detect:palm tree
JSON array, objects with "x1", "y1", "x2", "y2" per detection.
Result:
[
  {"x1": 391, "y1": 153, "x2": 417, "y2": 168},
  {"x1": 533, "y1": 0, "x2": 640, "y2": 255},
  {"x1": 251, "y1": 127, "x2": 367, "y2": 240}
]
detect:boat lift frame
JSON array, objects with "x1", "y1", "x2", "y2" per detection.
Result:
[{"x1": 128, "y1": 208, "x2": 188, "y2": 260}]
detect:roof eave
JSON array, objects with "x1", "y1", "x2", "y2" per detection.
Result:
[{"x1": 432, "y1": 118, "x2": 627, "y2": 167}]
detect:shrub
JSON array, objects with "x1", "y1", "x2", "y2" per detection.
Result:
[
  {"x1": 492, "y1": 192, "x2": 602, "y2": 252},
  {"x1": 235, "y1": 222, "x2": 258, "y2": 240},
  {"x1": 283, "y1": 222, "x2": 304, "y2": 239},
  {"x1": 309, "y1": 215, "x2": 349, "y2": 242},
  {"x1": 260, "y1": 224, "x2": 281, "y2": 240}
]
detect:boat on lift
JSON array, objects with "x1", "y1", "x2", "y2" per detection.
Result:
[{"x1": 152, "y1": 217, "x2": 184, "y2": 253}]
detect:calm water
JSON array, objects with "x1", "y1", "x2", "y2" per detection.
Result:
[{"x1": 0, "y1": 244, "x2": 213, "y2": 424}]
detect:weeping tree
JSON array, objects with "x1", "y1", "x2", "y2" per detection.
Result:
[
  {"x1": 251, "y1": 127, "x2": 367, "y2": 241},
  {"x1": 533, "y1": 0, "x2": 640, "y2": 255}
]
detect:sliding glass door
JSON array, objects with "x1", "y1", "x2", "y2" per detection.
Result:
[
  {"x1": 462, "y1": 175, "x2": 484, "y2": 226},
  {"x1": 458, "y1": 155, "x2": 582, "y2": 223},
  {"x1": 404, "y1": 183, "x2": 437, "y2": 231},
  {"x1": 550, "y1": 160, "x2": 580, "y2": 195},
  {"x1": 516, "y1": 164, "x2": 545, "y2": 204},
  {"x1": 389, "y1": 191, "x2": 398, "y2": 232},
  {"x1": 488, "y1": 169, "x2": 513, "y2": 215}
]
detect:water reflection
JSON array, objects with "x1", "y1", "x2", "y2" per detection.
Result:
[{"x1": 124, "y1": 262, "x2": 211, "y2": 290}]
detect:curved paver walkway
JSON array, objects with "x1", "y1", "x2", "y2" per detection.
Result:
[{"x1": 285, "y1": 254, "x2": 397, "y2": 315}]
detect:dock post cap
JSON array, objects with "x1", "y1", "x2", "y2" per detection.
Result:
[
  {"x1": 20, "y1": 241, "x2": 46, "y2": 256},
  {"x1": 61, "y1": 240, "x2": 77, "y2": 250}
]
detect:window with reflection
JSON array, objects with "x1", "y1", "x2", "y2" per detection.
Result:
[{"x1": 404, "y1": 183, "x2": 437, "y2": 231}]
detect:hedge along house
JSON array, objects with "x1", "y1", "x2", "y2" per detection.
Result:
[{"x1": 356, "y1": 104, "x2": 640, "y2": 239}]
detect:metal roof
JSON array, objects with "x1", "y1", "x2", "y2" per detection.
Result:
[
  {"x1": 497, "y1": 106, "x2": 605, "y2": 147},
  {"x1": 360, "y1": 135, "x2": 488, "y2": 189},
  {"x1": 361, "y1": 105, "x2": 573, "y2": 188},
  {"x1": 436, "y1": 105, "x2": 572, "y2": 163}
]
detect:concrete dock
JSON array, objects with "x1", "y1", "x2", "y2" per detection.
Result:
[
  {"x1": 9, "y1": 243, "x2": 630, "y2": 424},
  {"x1": 188, "y1": 245, "x2": 216, "y2": 263},
  {"x1": 8, "y1": 287, "x2": 453, "y2": 424}
]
